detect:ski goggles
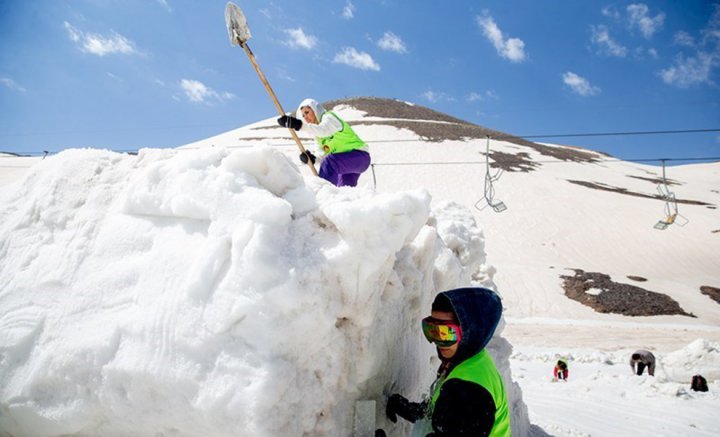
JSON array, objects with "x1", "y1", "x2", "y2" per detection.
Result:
[{"x1": 421, "y1": 317, "x2": 462, "y2": 348}]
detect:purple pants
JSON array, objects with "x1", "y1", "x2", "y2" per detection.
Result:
[{"x1": 319, "y1": 150, "x2": 371, "y2": 187}]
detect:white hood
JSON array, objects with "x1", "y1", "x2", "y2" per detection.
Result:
[{"x1": 296, "y1": 98, "x2": 327, "y2": 121}]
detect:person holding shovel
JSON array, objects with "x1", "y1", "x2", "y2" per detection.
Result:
[
  {"x1": 384, "y1": 287, "x2": 511, "y2": 436},
  {"x1": 277, "y1": 98, "x2": 370, "y2": 187}
]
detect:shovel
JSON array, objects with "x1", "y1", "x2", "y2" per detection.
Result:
[{"x1": 225, "y1": 2, "x2": 318, "y2": 176}]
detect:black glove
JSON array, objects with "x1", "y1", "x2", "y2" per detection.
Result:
[
  {"x1": 299, "y1": 151, "x2": 316, "y2": 164},
  {"x1": 386, "y1": 394, "x2": 426, "y2": 424},
  {"x1": 277, "y1": 115, "x2": 302, "y2": 130}
]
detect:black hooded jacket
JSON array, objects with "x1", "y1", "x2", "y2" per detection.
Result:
[{"x1": 430, "y1": 287, "x2": 504, "y2": 436}]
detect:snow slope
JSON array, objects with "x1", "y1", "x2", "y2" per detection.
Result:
[{"x1": 0, "y1": 154, "x2": 42, "y2": 188}]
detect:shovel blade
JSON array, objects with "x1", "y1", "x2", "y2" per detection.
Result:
[{"x1": 225, "y1": 2, "x2": 251, "y2": 45}]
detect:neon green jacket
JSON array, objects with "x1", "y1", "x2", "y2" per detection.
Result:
[
  {"x1": 429, "y1": 349, "x2": 511, "y2": 437},
  {"x1": 316, "y1": 111, "x2": 366, "y2": 155}
]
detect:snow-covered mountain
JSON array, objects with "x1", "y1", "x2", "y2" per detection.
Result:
[{"x1": 1, "y1": 97, "x2": 718, "y2": 436}]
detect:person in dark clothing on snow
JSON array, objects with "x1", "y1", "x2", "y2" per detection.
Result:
[
  {"x1": 691, "y1": 374, "x2": 708, "y2": 392},
  {"x1": 384, "y1": 287, "x2": 511, "y2": 436},
  {"x1": 553, "y1": 359, "x2": 569, "y2": 382},
  {"x1": 277, "y1": 98, "x2": 370, "y2": 187},
  {"x1": 630, "y1": 350, "x2": 656, "y2": 376}
]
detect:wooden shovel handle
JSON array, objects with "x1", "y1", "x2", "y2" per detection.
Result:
[{"x1": 240, "y1": 42, "x2": 318, "y2": 176}]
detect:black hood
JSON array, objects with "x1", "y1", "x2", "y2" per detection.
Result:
[{"x1": 437, "y1": 287, "x2": 502, "y2": 364}]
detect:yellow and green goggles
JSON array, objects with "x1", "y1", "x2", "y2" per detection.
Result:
[{"x1": 421, "y1": 317, "x2": 462, "y2": 348}]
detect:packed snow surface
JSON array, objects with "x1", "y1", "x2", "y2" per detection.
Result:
[
  {"x1": 0, "y1": 147, "x2": 525, "y2": 436},
  {"x1": 512, "y1": 339, "x2": 720, "y2": 436},
  {"x1": 2, "y1": 98, "x2": 719, "y2": 436}
]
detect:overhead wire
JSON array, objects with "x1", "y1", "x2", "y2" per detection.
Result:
[
  {"x1": 2, "y1": 127, "x2": 720, "y2": 164},
  {"x1": 492, "y1": 128, "x2": 720, "y2": 140}
]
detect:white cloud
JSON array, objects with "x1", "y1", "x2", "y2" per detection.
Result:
[
  {"x1": 276, "y1": 68, "x2": 296, "y2": 82},
  {"x1": 377, "y1": 32, "x2": 407, "y2": 53},
  {"x1": 660, "y1": 53, "x2": 715, "y2": 88},
  {"x1": 660, "y1": 6, "x2": 720, "y2": 88},
  {"x1": 156, "y1": 0, "x2": 171, "y2": 12},
  {"x1": 106, "y1": 72, "x2": 123, "y2": 81},
  {"x1": 627, "y1": 3, "x2": 665, "y2": 39},
  {"x1": 590, "y1": 25, "x2": 627, "y2": 57},
  {"x1": 342, "y1": 1, "x2": 355, "y2": 19},
  {"x1": 601, "y1": 6, "x2": 621, "y2": 20},
  {"x1": 466, "y1": 90, "x2": 497, "y2": 102},
  {"x1": 180, "y1": 79, "x2": 235, "y2": 104},
  {"x1": 64, "y1": 21, "x2": 138, "y2": 56},
  {"x1": 422, "y1": 90, "x2": 455, "y2": 103},
  {"x1": 563, "y1": 72, "x2": 601, "y2": 96},
  {"x1": 476, "y1": 14, "x2": 526, "y2": 63},
  {"x1": 674, "y1": 31, "x2": 696, "y2": 47},
  {"x1": 333, "y1": 47, "x2": 380, "y2": 71},
  {"x1": 701, "y1": 5, "x2": 720, "y2": 45},
  {"x1": 0, "y1": 77, "x2": 26, "y2": 92},
  {"x1": 466, "y1": 92, "x2": 483, "y2": 102},
  {"x1": 284, "y1": 28, "x2": 318, "y2": 50}
]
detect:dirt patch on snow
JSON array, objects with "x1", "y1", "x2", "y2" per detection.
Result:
[
  {"x1": 487, "y1": 151, "x2": 539, "y2": 172},
  {"x1": 700, "y1": 286, "x2": 720, "y2": 304},
  {"x1": 561, "y1": 269, "x2": 695, "y2": 317},
  {"x1": 325, "y1": 97, "x2": 472, "y2": 125},
  {"x1": 566, "y1": 180, "x2": 714, "y2": 206},
  {"x1": 627, "y1": 175, "x2": 681, "y2": 186}
]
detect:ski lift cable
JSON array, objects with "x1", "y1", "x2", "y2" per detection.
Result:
[
  {"x1": 4, "y1": 127, "x2": 720, "y2": 158},
  {"x1": 495, "y1": 128, "x2": 720, "y2": 140},
  {"x1": 368, "y1": 156, "x2": 720, "y2": 166},
  {"x1": 5, "y1": 146, "x2": 720, "y2": 166}
]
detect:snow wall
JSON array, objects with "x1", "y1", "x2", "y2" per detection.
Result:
[{"x1": 0, "y1": 147, "x2": 529, "y2": 436}]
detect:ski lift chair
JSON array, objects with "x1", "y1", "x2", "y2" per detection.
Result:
[
  {"x1": 654, "y1": 213, "x2": 677, "y2": 230},
  {"x1": 475, "y1": 136, "x2": 508, "y2": 213},
  {"x1": 653, "y1": 159, "x2": 679, "y2": 230}
]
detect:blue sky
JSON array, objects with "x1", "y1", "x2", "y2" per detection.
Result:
[{"x1": 1, "y1": 0, "x2": 719, "y2": 163}]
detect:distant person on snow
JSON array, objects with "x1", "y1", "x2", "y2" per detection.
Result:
[
  {"x1": 277, "y1": 98, "x2": 370, "y2": 187},
  {"x1": 384, "y1": 288, "x2": 511, "y2": 436},
  {"x1": 553, "y1": 359, "x2": 569, "y2": 382},
  {"x1": 691, "y1": 374, "x2": 708, "y2": 392},
  {"x1": 630, "y1": 350, "x2": 656, "y2": 376}
]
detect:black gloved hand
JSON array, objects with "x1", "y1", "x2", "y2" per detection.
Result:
[
  {"x1": 386, "y1": 394, "x2": 426, "y2": 424},
  {"x1": 277, "y1": 115, "x2": 302, "y2": 130},
  {"x1": 375, "y1": 430, "x2": 386, "y2": 437},
  {"x1": 299, "y1": 151, "x2": 316, "y2": 164}
]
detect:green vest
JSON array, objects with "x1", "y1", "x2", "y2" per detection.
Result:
[
  {"x1": 429, "y1": 350, "x2": 511, "y2": 437},
  {"x1": 316, "y1": 111, "x2": 366, "y2": 155}
]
